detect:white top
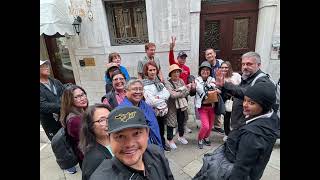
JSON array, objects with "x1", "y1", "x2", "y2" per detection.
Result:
[
  {"x1": 143, "y1": 83, "x2": 170, "y2": 108},
  {"x1": 225, "y1": 72, "x2": 242, "y2": 85},
  {"x1": 195, "y1": 76, "x2": 216, "y2": 108}
]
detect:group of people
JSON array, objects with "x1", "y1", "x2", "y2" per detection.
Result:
[{"x1": 40, "y1": 36, "x2": 280, "y2": 180}]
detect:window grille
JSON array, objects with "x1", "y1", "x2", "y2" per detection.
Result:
[{"x1": 105, "y1": 0, "x2": 149, "y2": 46}]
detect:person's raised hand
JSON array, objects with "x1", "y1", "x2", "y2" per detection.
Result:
[
  {"x1": 170, "y1": 36, "x2": 176, "y2": 50},
  {"x1": 215, "y1": 69, "x2": 225, "y2": 87}
]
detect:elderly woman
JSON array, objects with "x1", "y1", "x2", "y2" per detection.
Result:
[
  {"x1": 142, "y1": 61, "x2": 171, "y2": 151},
  {"x1": 219, "y1": 61, "x2": 241, "y2": 137},
  {"x1": 101, "y1": 71, "x2": 126, "y2": 110},
  {"x1": 165, "y1": 64, "x2": 190, "y2": 149},
  {"x1": 195, "y1": 61, "x2": 218, "y2": 149},
  {"x1": 79, "y1": 104, "x2": 113, "y2": 180},
  {"x1": 60, "y1": 85, "x2": 88, "y2": 169},
  {"x1": 194, "y1": 82, "x2": 279, "y2": 180}
]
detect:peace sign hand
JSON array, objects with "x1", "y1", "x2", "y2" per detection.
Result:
[{"x1": 170, "y1": 36, "x2": 176, "y2": 50}]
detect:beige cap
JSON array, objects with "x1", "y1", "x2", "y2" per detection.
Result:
[{"x1": 168, "y1": 64, "x2": 182, "y2": 77}]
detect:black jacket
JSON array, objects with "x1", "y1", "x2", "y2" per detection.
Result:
[
  {"x1": 101, "y1": 89, "x2": 118, "y2": 110},
  {"x1": 225, "y1": 111, "x2": 279, "y2": 180},
  {"x1": 82, "y1": 142, "x2": 113, "y2": 180},
  {"x1": 222, "y1": 70, "x2": 271, "y2": 129},
  {"x1": 90, "y1": 144, "x2": 174, "y2": 180},
  {"x1": 40, "y1": 77, "x2": 65, "y2": 140}
]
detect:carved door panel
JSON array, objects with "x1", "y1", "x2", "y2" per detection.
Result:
[{"x1": 200, "y1": 1, "x2": 258, "y2": 73}]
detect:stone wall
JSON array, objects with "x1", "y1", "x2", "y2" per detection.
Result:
[{"x1": 65, "y1": 0, "x2": 280, "y2": 104}]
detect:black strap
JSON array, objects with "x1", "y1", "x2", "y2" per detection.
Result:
[{"x1": 168, "y1": 79, "x2": 177, "y2": 89}]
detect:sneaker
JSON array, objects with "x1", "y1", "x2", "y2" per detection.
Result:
[
  {"x1": 185, "y1": 126, "x2": 192, "y2": 133},
  {"x1": 223, "y1": 136, "x2": 228, "y2": 142},
  {"x1": 198, "y1": 140, "x2": 204, "y2": 149},
  {"x1": 163, "y1": 144, "x2": 171, "y2": 151},
  {"x1": 203, "y1": 138, "x2": 211, "y2": 146},
  {"x1": 65, "y1": 166, "x2": 77, "y2": 174},
  {"x1": 178, "y1": 136, "x2": 188, "y2": 145},
  {"x1": 212, "y1": 127, "x2": 225, "y2": 134},
  {"x1": 168, "y1": 140, "x2": 177, "y2": 149}
]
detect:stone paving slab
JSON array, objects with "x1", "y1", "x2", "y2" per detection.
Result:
[
  {"x1": 182, "y1": 159, "x2": 203, "y2": 178},
  {"x1": 40, "y1": 143, "x2": 82, "y2": 180}
]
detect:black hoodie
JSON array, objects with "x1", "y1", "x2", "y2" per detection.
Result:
[{"x1": 225, "y1": 110, "x2": 279, "y2": 180}]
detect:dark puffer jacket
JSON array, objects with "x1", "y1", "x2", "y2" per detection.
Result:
[
  {"x1": 222, "y1": 69, "x2": 272, "y2": 129},
  {"x1": 225, "y1": 111, "x2": 280, "y2": 180},
  {"x1": 40, "y1": 77, "x2": 65, "y2": 140},
  {"x1": 193, "y1": 111, "x2": 279, "y2": 180},
  {"x1": 90, "y1": 144, "x2": 174, "y2": 180}
]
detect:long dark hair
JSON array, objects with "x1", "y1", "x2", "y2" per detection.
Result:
[
  {"x1": 79, "y1": 103, "x2": 112, "y2": 154},
  {"x1": 221, "y1": 61, "x2": 233, "y2": 78},
  {"x1": 59, "y1": 85, "x2": 88, "y2": 128}
]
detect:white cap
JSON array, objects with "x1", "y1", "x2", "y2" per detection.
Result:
[{"x1": 40, "y1": 60, "x2": 49, "y2": 66}]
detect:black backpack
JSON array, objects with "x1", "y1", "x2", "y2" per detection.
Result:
[{"x1": 51, "y1": 127, "x2": 79, "y2": 169}]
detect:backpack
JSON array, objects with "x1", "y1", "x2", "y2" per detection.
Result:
[
  {"x1": 251, "y1": 73, "x2": 280, "y2": 114},
  {"x1": 51, "y1": 127, "x2": 79, "y2": 169}
]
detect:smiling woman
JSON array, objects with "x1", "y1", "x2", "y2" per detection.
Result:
[
  {"x1": 101, "y1": 71, "x2": 126, "y2": 110},
  {"x1": 79, "y1": 104, "x2": 113, "y2": 180},
  {"x1": 59, "y1": 85, "x2": 89, "y2": 169}
]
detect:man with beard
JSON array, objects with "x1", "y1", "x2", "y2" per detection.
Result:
[
  {"x1": 90, "y1": 106, "x2": 174, "y2": 180},
  {"x1": 215, "y1": 51, "x2": 274, "y2": 129}
]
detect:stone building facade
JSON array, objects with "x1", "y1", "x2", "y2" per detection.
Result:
[{"x1": 40, "y1": 0, "x2": 280, "y2": 104}]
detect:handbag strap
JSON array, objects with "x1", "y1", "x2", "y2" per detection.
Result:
[
  {"x1": 169, "y1": 79, "x2": 182, "y2": 108},
  {"x1": 169, "y1": 79, "x2": 177, "y2": 89}
]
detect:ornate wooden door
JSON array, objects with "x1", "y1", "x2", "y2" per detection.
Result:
[{"x1": 199, "y1": 1, "x2": 258, "y2": 73}]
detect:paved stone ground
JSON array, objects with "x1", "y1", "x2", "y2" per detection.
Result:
[{"x1": 40, "y1": 120, "x2": 280, "y2": 180}]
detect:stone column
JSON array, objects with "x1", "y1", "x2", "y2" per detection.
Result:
[
  {"x1": 190, "y1": 0, "x2": 201, "y2": 76},
  {"x1": 255, "y1": 0, "x2": 278, "y2": 73}
]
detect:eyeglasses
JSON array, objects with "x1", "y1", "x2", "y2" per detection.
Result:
[
  {"x1": 129, "y1": 87, "x2": 143, "y2": 93},
  {"x1": 74, "y1": 93, "x2": 87, "y2": 101},
  {"x1": 113, "y1": 77, "x2": 125, "y2": 82},
  {"x1": 93, "y1": 117, "x2": 108, "y2": 125}
]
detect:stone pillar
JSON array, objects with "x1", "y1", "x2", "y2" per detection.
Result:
[
  {"x1": 146, "y1": 0, "x2": 155, "y2": 42},
  {"x1": 255, "y1": 0, "x2": 278, "y2": 73},
  {"x1": 190, "y1": 0, "x2": 201, "y2": 76}
]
